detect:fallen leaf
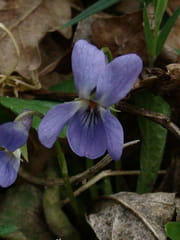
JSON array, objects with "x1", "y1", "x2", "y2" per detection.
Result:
[
  {"x1": 39, "y1": 35, "x2": 67, "y2": 74},
  {"x1": 115, "y1": 0, "x2": 141, "y2": 14},
  {"x1": 0, "y1": 0, "x2": 73, "y2": 79},
  {"x1": 73, "y1": 15, "x2": 95, "y2": 43},
  {"x1": 87, "y1": 192, "x2": 176, "y2": 240},
  {"x1": 91, "y1": 11, "x2": 148, "y2": 63}
]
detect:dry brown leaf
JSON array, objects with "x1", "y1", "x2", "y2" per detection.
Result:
[
  {"x1": 115, "y1": 0, "x2": 141, "y2": 14},
  {"x1": 73, "y1": 15, "x2": 95, "y2": 43},
  {"x1": 167, "y1": 63, "x2": 180, "y2": 84},
  {"x1": 168, "y1": 0, "x2": 180, "y2": 13},
  {"x1": 91, "y1": 12, "x2": 148, "y2": 63},
  {"x1": 87, "y1": 192, "x2": 176, "y2": 240},
  {"x1": 0, "y1": 0, "x2": 73, "y2": 79}
]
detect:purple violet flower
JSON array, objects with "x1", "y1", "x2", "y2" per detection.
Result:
[
  {"x1": 38, "y1": 40, "x2": 142, "y2": 160},
  {"x1": 0, "y1": 112, "x2": 32, "y2": 187}
]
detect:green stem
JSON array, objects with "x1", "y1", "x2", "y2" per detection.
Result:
[
  {"x1": 101, "y1": 47, "x2": 113, "y2": 62},
  {"x1": 55, "y1": 142, "x2": 79, "y2": 215},
  {"x1": 43, "y1": 160, "x2": 80, "y2": 240},
  {"x1": 103, "y1": 177, "x2": 113, "y2": 195},
  {"x1": 114, "y1": 160, "x2": 122, "y2": 192},
  {"x1": 86, "y1": 158, "x2": 99, "y2": 199}
]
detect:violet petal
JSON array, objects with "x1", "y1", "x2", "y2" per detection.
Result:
[
  {"x1": 67, "y1": 107, "x2": 107, "y2": 159},
  {"x1": 72, "y1": 39, "x2": 107, "y2": 98},
  {"x1": 102, "y1": 109, "x2": 124, "y2": 160},
  {"x1": 95, "y1": 54, "x2": 143, "y2": 106},
  {"x1": 0, "y1": 151, "x2": 20, "y2": 187},
  {"x1": 38, "y1": 101, "x2": 81, "y2": 148},
  {"x1": 16, "y1": 110, "x2": 33, "y2": 131},
  {"x1": 0, "y1": 122, "x2": 29, "y2": 152}
]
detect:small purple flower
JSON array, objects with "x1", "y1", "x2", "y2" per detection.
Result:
[
  {"x1": 0, "y1": 112, "x2": 32, "y2": 187},
  {"x1": 38, "y1": 40, "x2": 142, "y2": 160}
]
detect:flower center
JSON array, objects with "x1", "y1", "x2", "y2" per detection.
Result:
[{"x1": 89, "y1": 100, "x2": 97, "y2": 112}]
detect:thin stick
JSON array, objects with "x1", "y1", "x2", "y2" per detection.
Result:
[
  {"x1": 118, "y1": 102, "x2": 180, "y2": 140},
  {"x1": 19, "y1": 140, "x2": 140, "y2": 186},
  {"x1": 26, "y1": 89, "x2": 180, "y2": 139},
  {"x1": 61, "y1": 169, "x2": 166, "y2": 206}
]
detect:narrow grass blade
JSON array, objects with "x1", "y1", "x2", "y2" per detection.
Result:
[
  {"x1": 61, "y1": 0, "x2": 121, "y2": 29},
  {"x1": 154, "y1": 0, "x2": 168, "y2": 33},
  {"x1": 156, "y1": 7, "x2": 180, "y2": 57},
  {"x1": 143, "y1": 5, "x2": 154, "y2": 61}
]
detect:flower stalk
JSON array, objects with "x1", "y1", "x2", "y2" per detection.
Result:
[
  {"x1": 86, "y1": 158, "x2": 99, "y2": 199},
  {"x1": 55, "y1": 142, "x2": 80, "y2": 216}
]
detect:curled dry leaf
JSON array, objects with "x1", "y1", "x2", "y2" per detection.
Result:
[
  {"x1": 86, "y1": 192, "x2": 176, "y2": 240},
  {"x1": 0, "y1": 0, "x2": 73, "y2": 79},
  {"x1": 134, "y1": 63, "x2": 180, "y2": 93},
  {"x1": 91, "y1": 11, "x2": 148, "y2": 63},
  {"x1": 167, "y1": 63, "x2": 180, "y2": 84}
]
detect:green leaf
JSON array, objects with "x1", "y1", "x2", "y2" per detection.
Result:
[
  {"x1": 0, "y1": 97, "x2": 58, "y2": 130},
  {"x1": 135, "y1": 91, "x2": 171, "y2": 193},
  {"x1": 165, "y1": 222, "x2": 180, "y2": 240},
  {"x1": 0, "y1": 224, "x2": 18, "y2": 236},
  {"x1": 61, "y1": 0, "x2": 121, "y2": 29},
  {"x1": 156, "y1": 7, "x2": 180, "y2": 57}
]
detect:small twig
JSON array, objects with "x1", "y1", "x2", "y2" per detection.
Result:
[
  {"x1": 71, "y1": 140, "x2": 140, "y2": 185},
  {"x1": 19, "y1": 140, "x2": 140, "y2": 186},
  {"x1": 25, "y1": 90, "x2": 180, "y2": 139},
  {"x1": 118, "y1": 102, "x2": 180, "y2": 140},
  {"x1": 61, "y1": 169, "x2": 166, "y2": 206}
]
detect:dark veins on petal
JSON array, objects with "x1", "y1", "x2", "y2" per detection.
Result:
[{"x1": 81, "y1": 105, "x2": 101, "y2": 128}]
